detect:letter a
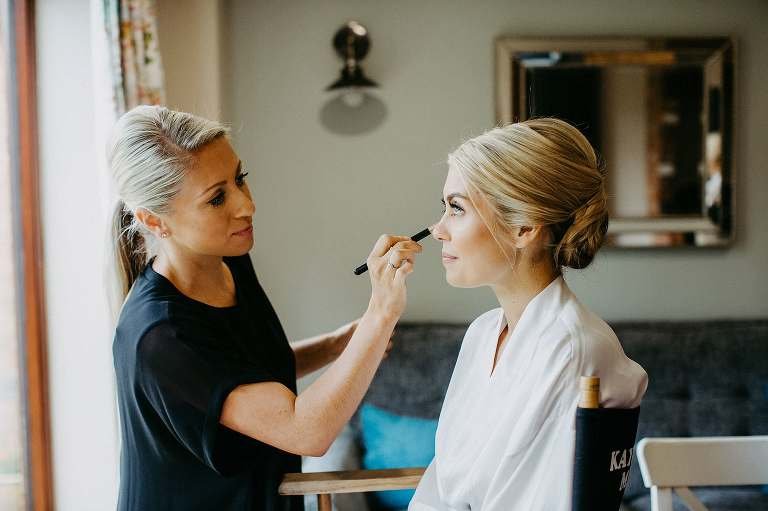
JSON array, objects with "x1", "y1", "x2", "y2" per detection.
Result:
[{"x1": 619, "y1": 449, "x2": 628, "y2": 470}]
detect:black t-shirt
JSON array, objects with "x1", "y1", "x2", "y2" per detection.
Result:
[{"x1": 113, "y1": 254, "x2": 303, "y2": 510}]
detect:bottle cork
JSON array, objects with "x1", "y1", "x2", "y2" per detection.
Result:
[{"x1": 579, "y1": 376, "x2": 600, "y2": 409}]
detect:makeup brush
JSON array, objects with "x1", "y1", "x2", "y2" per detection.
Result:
[{"x1": 353, "y1": 227, "x2": 432, "y2": 275}]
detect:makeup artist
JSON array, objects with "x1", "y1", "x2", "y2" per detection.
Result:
[{"x1": 109, "y1": 106, "x2": 423, "y2": 511}]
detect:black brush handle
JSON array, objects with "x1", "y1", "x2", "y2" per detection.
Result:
[{"x1": 353, "y1": 227, "x2": 431, "y2": 275}]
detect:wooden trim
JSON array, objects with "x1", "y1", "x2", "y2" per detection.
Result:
[
  {"x1": 14, "y1": 0, "x2": 54, "y2": 509},
  {"x1": 279, "y1": 467, "x2": 425, "y2": 496},
  {"x1": 317, "y1": 494, "x2": 331, "y2": 511},
  {"x1": 582, "y1": 51, "x2": 676, "y2": 66}
]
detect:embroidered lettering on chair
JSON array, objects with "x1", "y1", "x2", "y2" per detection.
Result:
[
  {"x1": 619, "y1": 469, "x2": 630, "y2": 491},
  {"x1": 610, "y1": 447, "x2": 634, "y2": 491},
  {"x1": 609, "y1": 447, "x2": 634, "y2": 472}
]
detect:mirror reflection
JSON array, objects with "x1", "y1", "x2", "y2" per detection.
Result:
[{"x1": 496, "y1": 38, "x2": 734, "y2": 247}]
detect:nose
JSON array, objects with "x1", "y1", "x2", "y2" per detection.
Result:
[
  {"x1": 431, "y1": 217, "x2": 449, "y2": 241},
  {"x1": 236, "y1": 186, "x2": 255, "y2": 218}
]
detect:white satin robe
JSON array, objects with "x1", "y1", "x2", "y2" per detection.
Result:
[{"x1": 409, "y1": 276, "x2": 648, "y2": 511}]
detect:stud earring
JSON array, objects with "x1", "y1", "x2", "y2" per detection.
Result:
[{"x1": 160, "y1": 232, "x2": 169, "y2": 239}]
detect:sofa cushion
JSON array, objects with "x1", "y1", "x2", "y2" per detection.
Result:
[{"x1": 361, "y1": 323, "x2": 464, "y2": 419}]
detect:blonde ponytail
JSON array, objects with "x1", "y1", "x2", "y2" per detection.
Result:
[{"x1": 110, "y1": 200, "x2": 146, "y2": 310}]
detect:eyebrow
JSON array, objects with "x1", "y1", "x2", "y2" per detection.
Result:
[
  {"x1": 199, "y1": 160, "x2": 242, "y2": 198},
  {"x1": 442, "y1": 193, "x2": 469, "y2": 201}
]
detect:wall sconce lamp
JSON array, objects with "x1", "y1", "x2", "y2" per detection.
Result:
[{"x1": 326, "y1": 21, "x2": 377, "y2": 107}]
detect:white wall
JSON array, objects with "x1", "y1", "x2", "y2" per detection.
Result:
[
  {"x1": 156, "y1": 0, "x2": 225, "y2": 120},
  {"x1": 217, "y1": 0, "x2": 768, "y2": 349},
  {"x1": 36, "y1": 0, "x2": 119, "y2": 509}
]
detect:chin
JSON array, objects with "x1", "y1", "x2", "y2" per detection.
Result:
[
  {"x1": 222, "y1": 240, "x2": 253, "y2": 257},
  {"x1": 445, "y1": 271, "x2": 480, "y2": 289},
  {"x1": 236, "y1": 243, "x2": 254, "y2": 256}
]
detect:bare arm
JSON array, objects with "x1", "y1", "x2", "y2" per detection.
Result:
[
  {"x1": 221, "y1": 310, "x2": 394, "y2": 456},
  {"x1": 291, "y1": 332, "x2": 340, "y2": 380},
  {"x1": 290, "y1": 319, "x2": 358, "y2": 379},
  {"x1": 220, "y1": 235, "x2": 421, "y2": 456}
]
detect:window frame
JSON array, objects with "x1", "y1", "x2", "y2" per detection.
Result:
[{"x1": 7, "y1": 0, "x2": 54, "y2": 509}]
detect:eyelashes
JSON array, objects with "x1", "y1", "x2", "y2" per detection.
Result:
[
  {"x1": 235, "y1": 171, "x2": 249, "y2": 187},
  {"x1": 209, "y1": 192, "x2": 226, "y2": 207},
  {"x1": 440, "y1": 200, "x2": 464, "y2": 215},
  {"x1": 208, "y1": 171, "x2": 249, "y2": 208}
]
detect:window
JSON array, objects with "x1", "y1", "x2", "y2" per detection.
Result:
[
  {"x1": 1, "y1": 1, "x2": 53, "y2": 509},
  {"x1": 0, "y1": 22, "x2": 27, "y2": 509}
]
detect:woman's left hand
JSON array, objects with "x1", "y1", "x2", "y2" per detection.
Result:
[{"x1": 332, "y1": 318, "x2": 394, "y2": 358}]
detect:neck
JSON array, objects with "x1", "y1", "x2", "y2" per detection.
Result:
[
  {"x1": 152, "y1": 245, "x2": 230, "y2": 299},
  {"x1": 491, "y1": 262, "x2": 559, "y2": 331}
]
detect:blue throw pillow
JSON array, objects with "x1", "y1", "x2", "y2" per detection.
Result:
[{"x1": 360, "y1": 404, "x2": 438, "y2": 509}]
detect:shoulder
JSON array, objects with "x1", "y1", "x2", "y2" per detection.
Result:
[
  {"x1": 558, "y1": 296, "x2": 628, "y2": 368},
  {"x1": 136, "y1": 320, "x2": 181, "y2": 355},
  {"x1": 117, "y1": 269, "x2": 200, "y2": 328},
  {"x1": 114, "y1": 274, "x2": 210, "y2": 360},
  {"x1": 114, "y1": 273, "x2": 173, "y2": 354},
  {"x1": 130, "y1": 318, "x2": 226, "y2": 391},
  {"x1": 558, "y1": 295, "x2": 648, "y2": 407}
]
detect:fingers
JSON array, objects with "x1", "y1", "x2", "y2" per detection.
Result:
[
  {"x1": 388, "y1": 243, "x2": 423, "y2": 260},
  {"x1": 368, "y1": 236, "x2": 423, "y2": 276},
  {"x1": 369, "y1": 234, "x2": 412, "y2": 259},
  {"x1": 366, "y1": 234, "x2": 420, "y2": 319},
  {"x1": 385, "y1": 241, "x2": 423, "y2": 268},
  {"x1": 393, "y1": 259, "x2": 414, "y2": 283},
  {"x1": 386, "y1": 257, "x2": 414, "y2": 270}
]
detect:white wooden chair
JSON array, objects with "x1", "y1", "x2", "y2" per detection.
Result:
[{"x1": 636, "y1": 435, "x2": 768, "y2": 511}]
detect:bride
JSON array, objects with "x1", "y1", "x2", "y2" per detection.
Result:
[{"x1": 410, "y1": 118, "x2": 648, "y2": 511}]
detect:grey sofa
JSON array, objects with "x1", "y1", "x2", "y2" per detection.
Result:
[{"x1": 304, "y1": 319, "x2": 768, "y2": 511}]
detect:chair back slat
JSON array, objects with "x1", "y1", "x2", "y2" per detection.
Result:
[
  {"x1": 673, "y1": 487, "x2": 709, "y2": 511},
  {"x1": 637, "y1": 436, "x2": 768, "y2": 487}
]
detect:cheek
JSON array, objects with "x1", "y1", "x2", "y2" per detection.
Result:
[
  {"x1": 450, "y1": 221, "x2": 509, "y2": 284},
  {"x1": 469, "y1": 240, "x2": 508, "y2": 278},
  {"x1": 455, "y1": 220, "x2": 499, "y2": 261},
  {"x1": 181, "y1": 208, "x2": 229, "y2": 243}
]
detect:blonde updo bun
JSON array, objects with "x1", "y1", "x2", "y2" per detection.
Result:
[{"x1": 447, "y1": 117, "x2": 608, "y2": 270}]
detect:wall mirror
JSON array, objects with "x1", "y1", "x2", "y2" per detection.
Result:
[{"x1": 495, "y1": 37, "x2": 734, "y2": 247}]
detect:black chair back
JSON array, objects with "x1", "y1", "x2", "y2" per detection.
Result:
[{"x1": 572, "y1": 407, "x2": 641, "y2": 511}]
